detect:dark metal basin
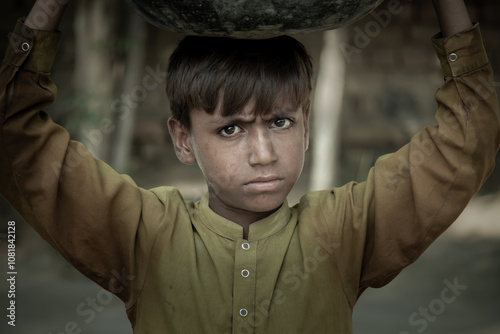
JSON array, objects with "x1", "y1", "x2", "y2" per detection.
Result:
[{"x1": 125, "y1": 0, "x2": 385, "y2": 38}]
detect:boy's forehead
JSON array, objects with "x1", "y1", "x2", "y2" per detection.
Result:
[
  {"x1": 216, "y1": 99, "x2": 256, "y2": 118},
  {"x1": 209, "y1": 98, "x2": 299, "y2": 122}
]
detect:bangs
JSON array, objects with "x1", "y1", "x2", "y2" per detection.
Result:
[{"x1": 166, "y1": 35, "x2": 313, "y2": 128}]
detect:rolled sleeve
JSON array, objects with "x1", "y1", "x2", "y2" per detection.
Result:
[
  {"x1": 3, "y1": 20, "x2": 61, "y2": 72},
  {"x1": 432, "y1": 23, "x2": 489, "y2": 78}
]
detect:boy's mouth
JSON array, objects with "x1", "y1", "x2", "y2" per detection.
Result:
[{"x1": 243, "y1": 176, "x2": 283, "y2": 192}]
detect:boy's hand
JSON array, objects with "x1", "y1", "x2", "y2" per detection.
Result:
[
  {"x1": 432, "y1": 0, "x2": 473, "y2": 37},
  {"x1": 25, "y1": 0, "x2": 71, "y2": 31}
]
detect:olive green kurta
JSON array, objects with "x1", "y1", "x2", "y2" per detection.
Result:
[{"x1": 1, "y1": 21, "x2": 499, "y2": 333}]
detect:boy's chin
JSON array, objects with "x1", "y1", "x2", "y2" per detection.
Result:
[
  {"x1": 208, "y1": 187, "x2": 290, "y2": 215},
  {"x1": 238, "y1": 194, "x2": 287, "y2": 213}
]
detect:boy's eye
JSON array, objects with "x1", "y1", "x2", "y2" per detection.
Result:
[
  {"x1": 219, "y1": 125, "x2": 242, "y2": 137},
  {"x1": 272, "y1": 118, "x2": 293, "y2": 129}
]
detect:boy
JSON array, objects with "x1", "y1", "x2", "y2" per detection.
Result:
[{"x1": 1, "y1": 0, "x2": 499, "y2": 333}]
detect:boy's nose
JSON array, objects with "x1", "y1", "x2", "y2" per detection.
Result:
[{"x1": 248, "y1": 130, "x2": 278, "y2": 166}]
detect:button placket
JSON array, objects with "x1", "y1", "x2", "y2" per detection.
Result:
[{"x1": 232, "y1": 239, "x2": 257, "y2": 332}]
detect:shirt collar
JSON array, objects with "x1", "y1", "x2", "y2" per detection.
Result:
[{"x1": 197, "y1": 193, "x2": 291, "y2": 241}]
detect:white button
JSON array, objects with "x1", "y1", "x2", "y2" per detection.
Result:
[
  {"x1": 241, "y1": 269, "x2": 250, "y2": 278},
  {"x1": 241, "y1": 242, "x2": 250, "y2": 250},
  {"x1": 449, "y1": 53, "x2": 458, "y2": 62},
  {"x1": 239, "y1": 308, "x2": 248, "y2": 317},
  {"x1": 21, "y1": 42, "x2": 30, "y2": 52}
]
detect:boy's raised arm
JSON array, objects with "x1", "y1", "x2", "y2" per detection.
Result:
[
  {"x1": 321, "y1": 0, "x2": 500, "y2": 302},
  {"x1": 0, "y1": 0, "x2": 163, "y2": 320}
]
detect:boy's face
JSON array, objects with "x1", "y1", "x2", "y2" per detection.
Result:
[{"x1": 169, "y1": 99, "x2": 310, "y2": 221}]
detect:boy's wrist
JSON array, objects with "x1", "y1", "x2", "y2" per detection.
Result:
[
  {"x1": 25, "y1": 0, "x2": 71, "y2": 32},
  {"x1": 432, "y1": 0, "x2": 473, "y2": 37}
]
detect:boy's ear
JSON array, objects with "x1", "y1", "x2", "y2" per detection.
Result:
[{"x1": 167, "y1": 117, "x2": 197, "y2": 165}]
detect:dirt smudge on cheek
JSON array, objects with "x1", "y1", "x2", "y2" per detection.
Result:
[{"x1": 204, "y1": 147, "x2": 231, "y2": 186}]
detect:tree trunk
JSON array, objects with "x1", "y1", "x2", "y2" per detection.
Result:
[
  {"x1": 73, "y1": 0, "x2": 115, "y2": 160},
  {"x1": 309, "y1": 30, "x2": 346, "y2": 191},
  {"x1": 110, "y1": 13, "x2": 147, "y2": 173}
]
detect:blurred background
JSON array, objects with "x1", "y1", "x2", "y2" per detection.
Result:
[{"x1": 0, "y1": 0, "x2": 499, "y2": 333}]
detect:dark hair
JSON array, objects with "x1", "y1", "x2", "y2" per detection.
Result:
[{"x1": 165, "y1": 35, "x2": 313, "y2": 128}]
